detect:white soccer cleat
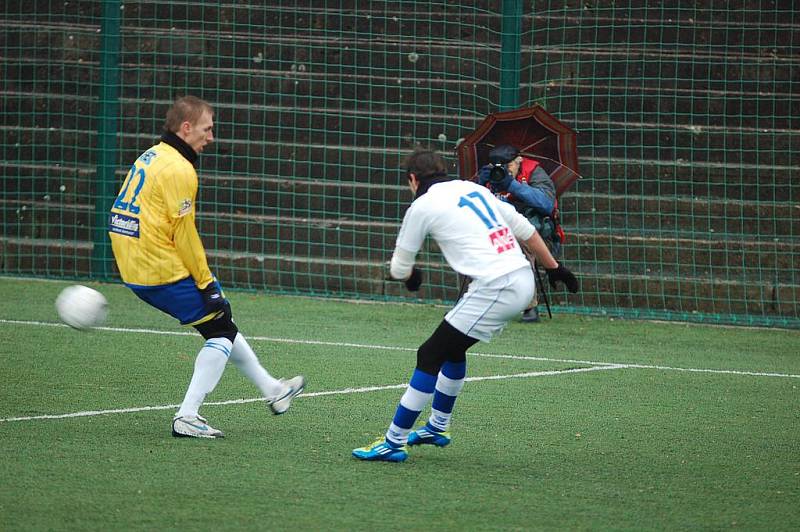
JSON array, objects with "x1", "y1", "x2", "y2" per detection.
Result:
[
  {"x1": 268, "y1": 375, "x2": 306, "y2": 415},
  {"x1": 172, "y1": 415, "x2": 224, "y2": 439}
]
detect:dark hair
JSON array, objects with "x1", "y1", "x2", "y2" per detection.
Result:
[
  {"x1": 163, "y1": 96, "x2": 213, "y2": 133},
  {"x1": 403, "y1": 149, "x2": 448, "y2": 180}
]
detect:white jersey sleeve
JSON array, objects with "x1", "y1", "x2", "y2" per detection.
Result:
[
  {"x1": 389, "y1": 202, "x2": 429, "y2": 279},
  {"x1": 394, "y1": 201, "x2": 430, "y2": 255},
  {"x1": 389, "y1": 246, "x2": 416, "y2": 280}
]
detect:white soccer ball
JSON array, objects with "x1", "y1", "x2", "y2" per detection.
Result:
[{"x1": 55, "y1": 285, "x2": 108, "y2": 330}]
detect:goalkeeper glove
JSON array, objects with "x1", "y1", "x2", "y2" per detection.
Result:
[
  {"x1": 546, "y1": 263, "x2": 579, "y2": 293},
  {"x1": 404, "y1": 267, "x2": 423, "y2": 292},
  {"x1": 200, "y1": 282, "x2": 227, "y2": 314}
]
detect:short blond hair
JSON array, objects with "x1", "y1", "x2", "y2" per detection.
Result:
[{"x1": 163, "y1": 96, "x2": 213, "y2": 133}]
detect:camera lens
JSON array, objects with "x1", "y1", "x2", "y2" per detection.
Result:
[{"x1": 489, "y1": 165, "x2": 506, "y2": 183}]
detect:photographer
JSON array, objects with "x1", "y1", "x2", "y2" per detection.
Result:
[{"x1": 477, "y1": 144, "x2": 559, "y2": 322}]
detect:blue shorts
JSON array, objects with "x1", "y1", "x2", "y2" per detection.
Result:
[{"x1": 127, "y1": 277, "x2": 222, "y2": 325}]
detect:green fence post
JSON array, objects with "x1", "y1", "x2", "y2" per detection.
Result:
[
  {"x1": 91, "y1": 0, "x2": 121, "y2": 280},
  {"x1": 499, "y1": 0, "x2": 523, "y2": 111}
]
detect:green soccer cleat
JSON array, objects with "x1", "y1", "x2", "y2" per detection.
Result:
[
  {"x1": 352, "y1": 438, "x2": 408, "y2": 462},
  {"x1": 407, "y1": 426, "x2": 451, "y2": 447}
]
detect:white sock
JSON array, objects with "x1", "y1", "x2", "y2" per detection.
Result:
[
  {"x1": 176, "y1": 338, "x2": 232, "y2": 418},
  {"x1": 230, "y1": 333, "x2": 284, "y2": 398}
]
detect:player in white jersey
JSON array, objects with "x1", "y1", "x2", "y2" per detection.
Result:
[{"x1": 353, "y1": 149, "x2": 578, "y2": 462}]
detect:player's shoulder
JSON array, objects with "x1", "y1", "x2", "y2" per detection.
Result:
[
  {"x1": 150, "y1": 142, "x2": 196, "y2": 178},
  {"x1": 449, "y1": 178, "x2": 495, "y2": 199},
  {"x1": 408, "y1": 180, "x2": 477, "y2": 220},
  {"x1": 414, "y1": 179, "x2": 481, "y2": 205},
  {"x1": 429, "y1": 178, "x2": 481, "y2": 195}
]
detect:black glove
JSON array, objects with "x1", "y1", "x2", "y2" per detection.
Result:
[
  {"x1": 546, "y1": 263, "x2": 579, "y2": 293},
  {"x1": 404, "y1": 267, "x2": 423, "y2": 292},
  {"x1": 200, "y1": 283, "x2": 227, "y2": 314}
]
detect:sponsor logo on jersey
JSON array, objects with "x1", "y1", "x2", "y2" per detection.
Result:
[
  {"x1": 109, "y1": 213, "x2": 140, "y2": 238},
  {"x1": 139, "y1": 149, "x2": 158, "y2": 164},
  {"x1": 489, "y1": 226, "x2": 516, "y2": 253},
  {"x1": 178, "y1": 198, "x2": 192, "y2": 217}
]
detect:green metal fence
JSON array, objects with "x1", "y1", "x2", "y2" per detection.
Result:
[{"x1": 1, "y1": 1, "x2": 798, "y2": 328}]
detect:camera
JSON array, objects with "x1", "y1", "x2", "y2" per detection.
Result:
[
  {"x1": 486, "y1": 144, "x2": 518, "y2": 185},
  {"x1": 488, "y1": 163, "x2": 508, "y2": 184}
]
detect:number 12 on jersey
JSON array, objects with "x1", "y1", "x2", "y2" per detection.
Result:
[
  {"x1": 458, "y1": 192, "x2": 516, "y2": 253},
  {"x1": 109, "y1": 163, "x2": 146, "y2": 239},
  {"x1": 113, "y1": 163, "x2": 146, "y2": 215}
]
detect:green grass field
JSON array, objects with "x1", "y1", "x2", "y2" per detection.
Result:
[{"x1": 1, "y1": 277, "x2": 799, "y2": 531}]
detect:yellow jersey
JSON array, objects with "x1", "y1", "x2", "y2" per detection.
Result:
[{"x1": 109, "y1": 140, "x2": 214, "y2": 288}]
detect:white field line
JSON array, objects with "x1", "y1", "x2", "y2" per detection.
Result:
[
  {"x1": 3, "y1": 319, "x2": 799, "y2": 380},
  {"x1": 1, "y1": 319, "x2": 797, "y2": 424},
  {"x1": 0, "y1": 365, "x2": 623, "y2": 423}
]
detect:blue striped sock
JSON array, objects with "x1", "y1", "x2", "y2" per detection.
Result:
[
  {"x1": 429, "y1": 361, "x2": 466, "y2": 432},
  {"x1": 386, "y1": 369, "x2": 437, "y2": 445}
]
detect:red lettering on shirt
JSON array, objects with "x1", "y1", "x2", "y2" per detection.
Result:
[{"x1": 489, "y1": 227, "x2": 516, "y2": 253}]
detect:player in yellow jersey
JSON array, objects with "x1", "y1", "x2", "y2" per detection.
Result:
[{"x1": 109, "y1": 96, "x2": 304, "y2": 438}]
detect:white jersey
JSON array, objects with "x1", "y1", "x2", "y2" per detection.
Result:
[{"x1": 394, "y1": 179, "x2": 536, "y2": 283}]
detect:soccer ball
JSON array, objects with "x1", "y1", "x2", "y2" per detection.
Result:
[{"x1": 55, "y1": 285, "x2": 108, "y2": 330}]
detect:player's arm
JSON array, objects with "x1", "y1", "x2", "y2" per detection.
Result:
[
  {"x1": 173, "y1": 213, "x2": 229, "y2": 314},
  {"x1": 495, "y1": 197, "x2": 578, "y2": 292},
  {"x1": 389, "y1": 246, "x2": 417, "y2": 281},
  {"x1": 499, "y1": 202, "x2": 557, "y2": 269},
  {"x1": 174, "y1": 212, "x2": 214, "y2": 289},
  {"x1": 390, "y1": 246, "x2": 423, "y2": 292},
  {"x1": 166, "y1": 167, "x2": 215, "y2": 289},
  {"x1": 389, "y1": 204, "x2": 427, "y2": 291},
  {"x1": 521, "y1": 230, "x2": 558, "y2": 269}
]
